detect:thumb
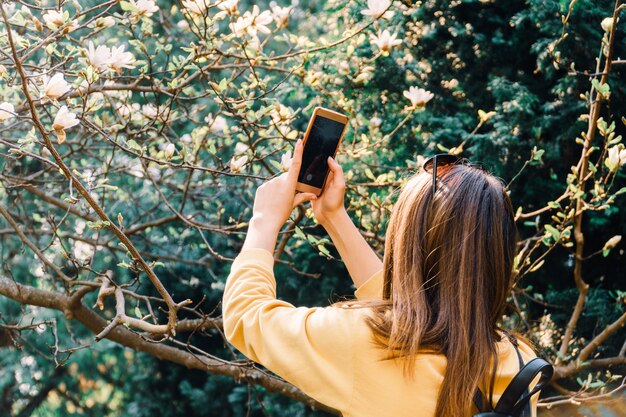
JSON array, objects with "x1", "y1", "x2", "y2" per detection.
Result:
[
  {"x1": 293, "y1": 192, "x2": 317, "y2": 208},
  {"x1": 327, "y1": 156, "x2": 345, "y2": 185},
  {"x1": 287, "y1": 139, "x2": 304, "y2": 184}
]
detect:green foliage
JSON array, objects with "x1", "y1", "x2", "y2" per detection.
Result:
[{"x1": 1, "y1": 0, "x2": 625, "y2": 415}]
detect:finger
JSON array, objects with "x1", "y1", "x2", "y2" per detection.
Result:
[
  {"x1": 325, "y1": 169, "x2": 335, "y2": 186},
  {"x1": 287, "y1": 139, "x2": 304, "y2": 183},
  {"x1": 327, "y1": 156, "x2": 345, "y2": 187},
  {"x1": 293, "y1": 192, "x2": 317, "y2": 208}
]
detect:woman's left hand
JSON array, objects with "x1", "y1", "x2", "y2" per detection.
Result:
[{"x1": 249, "y1": 139, "x2": 318, "y2": 236}]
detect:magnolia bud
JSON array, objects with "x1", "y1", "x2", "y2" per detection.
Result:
[
  {"x1": 164, "y1": 143, "x2": 176, "y2": 158},
  {"x1": 603, "y1": 235, "x2": 622, "y2": 251},
  {"x1": 601, "y1": 17, "x2": 614, "y2": 33}
]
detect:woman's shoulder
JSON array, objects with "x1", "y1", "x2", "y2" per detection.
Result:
[{"x1": 494, "y1": 330, "x2": 538, "y2": 366}]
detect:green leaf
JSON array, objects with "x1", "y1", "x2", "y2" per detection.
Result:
[
  {"x1": 294, "y1": 227, "x2": 306, "y2": 239},
  {"x1": 544, "y1": 224, "x2": 560, "y2": 240},
  {"x1": 596, "y1": 117, "x2": 607, "y2": 136},
  {"x1": 589, "y1": 381, "x2": 605, "y2": 389},
  {"x1": 87, "y1": 220, "x2": 111, "y2": 230},
  {"x1": 218, "y1": 78, "x2": 229, "y2": 92},
  {"x1": 531, "y1": 147, "x2": 545, "y2": 162},
  {"x1": 269, "y1": 159, "x2": 283, "y2": 172},
  {"x1": 608, "y1": 134, "x2": 622, "y2": 145},
  {"x1": 591, "y1": 78, "x2": 611, "y2": 98},
  {"x1": 120, "y1": 1, "x2": 133, "y2": 12},
  {"x1": 317, "y1": 244, "x2": 330, "y2": 257},
  {"x1": 127, "y1": 140, "x2": 143, "y2": 153}
]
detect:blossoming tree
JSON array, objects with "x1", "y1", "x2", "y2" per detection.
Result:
[{"x1": 0, "y1": 0, "x2": 625, "y2": 414}]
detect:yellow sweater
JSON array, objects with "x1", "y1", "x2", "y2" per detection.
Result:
[{"x1": 222, "y1": 248, "x2": 539, "y2": 417}]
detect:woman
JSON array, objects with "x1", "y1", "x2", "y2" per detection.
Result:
[{"x1": 222, "y1": 139, "x2": 538, "y2": 417}]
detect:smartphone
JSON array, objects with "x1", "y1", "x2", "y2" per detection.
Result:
[{"x1": 296, "y1": 107, "x2": 349, "y2": 196}]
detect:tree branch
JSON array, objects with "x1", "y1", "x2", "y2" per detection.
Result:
[{"x1": 0, "y1": 275, "x2": 338, "y2": 415}]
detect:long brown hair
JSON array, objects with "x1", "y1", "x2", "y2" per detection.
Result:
[{"x1": 367, "y1": 163, "x2": 518, "y2": 416}]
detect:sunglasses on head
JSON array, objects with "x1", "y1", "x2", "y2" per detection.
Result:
[
  {"x1": 422, "y1": 153, "x2": 489, "y2": 198},
  {"x1": 422, "y1": 153, "x2": 462, "y2": 197}
]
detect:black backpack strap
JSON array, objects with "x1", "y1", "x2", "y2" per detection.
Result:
[
  {"x1": 493, "y1": 357, "x2": 554, "y2": 416},
  {"x1": 473, "y1": 333, "x2": 553, "y2": 417},
  {"x1": 508, "y1": 335, "x2": 530, "y2": 417},
  {"x1": 473, "y1": 332, "x2": 525, "y2": 414},
  {"x1": 474, "y1": 388, "x2": 486, "y2": 412},
  {"x1": 474, "y1": 330, "x2": 553, "y2": 417}
]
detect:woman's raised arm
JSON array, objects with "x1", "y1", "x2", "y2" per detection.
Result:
[{"x1": 311, "y1": 157, "x2": 383, "y2": 289}]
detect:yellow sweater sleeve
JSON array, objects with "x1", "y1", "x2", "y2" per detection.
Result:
[
  {"x1": 354, "y1": 268, "x2": 384, "y2": 300},
  {"x1": 222, "y1": 248, "x2": 356, "y2": 412}
]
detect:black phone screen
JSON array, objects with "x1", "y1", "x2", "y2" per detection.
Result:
[{"x1": 298, "y1": 115, "x2": 346, "y2": 188}]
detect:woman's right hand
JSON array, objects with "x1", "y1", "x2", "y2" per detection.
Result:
[{"x1": 310, "y1": 156, "x2": 347, "y2": 226}]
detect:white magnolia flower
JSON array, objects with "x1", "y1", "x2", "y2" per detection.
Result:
[
  {"x1": 128, "y1": 162, "x2": 145, "y2": 178},
  {"x1": 177, "y1": 20, "x2": 190, "y2": 30},
  {"x1": 85, "y1": 92, "x2": 104, "y2": 112},
  {"x1": 338, "y1": 61, "x2": 351, "y2": 75},
  {"x1": 117, "y1": 102, "x2": 142, "y2": 122},
  {"x1": 605, "y1": 145, "x2": 626, "y2": 172},
  {"x1": 403, "y1": 86, "x2": 434, "y2": 108},
  {"x1": 247, "y1": 36, "x2": 262, "y2": 53},
  {"x1": 52, "y1": 105, "x2": 80, "y2": 144},
  {"x1": 360, "y1": 0, "x2": 394, "y2": 19},
  {"x1": 270, "y1": 103, "x2": 292, "y2": 124},
  {"x1": 306, "y1": 70, "x2": 324, "y2": 86},
  {"x1": 87, "y1": 42, "x2": 111, "y2": 72},
  {"x1": 371, "y1": 116, "x2": 382, "y2": 128},
  {"x1": 247, "y1": 5, "x2": 273, "y2": 35},
  {"x1": 370, "y1": 30, "x2": 403, "y2": 53},
  {"x1": 20, "y1": 6, "x2": 33, "y2": 18},
  {"x1": 271, "y1": 4, "x2": 291, "y2": 29},
  {"x1": 0, "y1": 102, "x2": 15, "y2": 122},
  {"x1": 95, "y1": 16, "x2": 115, "y2": 28},
  {"x1": 142, "y1": 103, "x2": 159, "y2": 119},
  {"x1": 353, "y1": 66, "x2": 375, "y2": 84},
  {"x1": 2, "y1": 3, "x2": 15, "y2": 17},
  {"x1": 129, "y1": 0, "x2": 159, "y2": 19},
  {"x1": 206, "y1": 114, "x2": 228, "y2": 132},
  {"x1": 280, "y1": 150, "x2": 292, "y2": 171},
  {"x1": 230, "y1": 17, "x2": 248, "y2": 37},
  {"x1": 601, "y1": 17, "x2": 614, "y2": 32},
  {"x1": 42, "y1": 9, "x2": 78, "y2": 32},
  {"x1": 73, "y1": 241, "x2": 95, "y2": 262},
  {"x1": 42, "y1": 73, "x2": 71, "y2": 101},
  {"x1": 164, "y1": 143, "x2": 176, "y2": 158},
  {"x1": 108, "y1": 45, "x2": 136, "y2": 72},
  {"x1": 182, "y1": 0, "x2": 210, "y2": 15},
  {"x1": 234, "y1": 142, "x2": 249, "y2": 155},
  {"x1": 231, "y1": 5, "x2": 272, "y2": 37},
  {"x1": 229, "y1": 155, "x2": 248, "y2": 173},
  {"x1": 43, "y1": 10, "x2": 65, "y2": 28},
  {"x1": 215, "y1": 0, "x2": 239, "y2": 20}
]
